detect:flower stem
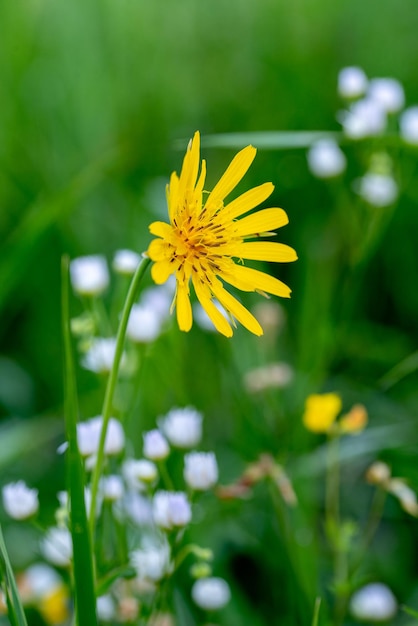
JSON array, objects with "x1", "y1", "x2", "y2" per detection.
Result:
[{"x1": 89, "y1": 256, "x2": 151, "y2": 537}]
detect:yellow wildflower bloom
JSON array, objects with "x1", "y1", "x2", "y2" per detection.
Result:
[
  {"x1": 147, "y1": 131, "x2": 297, "y2": 337},
  {"x1": 339, "y1": 404, "x2": 368, "y2": 434},
  {"x1": 303, "y1": 393, "x2": 342, "y2": 433}
]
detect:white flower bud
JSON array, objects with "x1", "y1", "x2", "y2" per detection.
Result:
[
  {"x1": 160, "y1": 407, "x2": 203, "y2": 448},
  {"x1": 127, "y1": 305, "x2": 163, "y2": 343},
  {"x1": 112, "y1": 249, "x2": 141, "y2": 275},
  {"x1": 340, "y1": 98, "x2": 387, "y2": 139},
  {"x1": 400, "y1": 106, "x2": 418, "y2": 145},
  {"x1": 70, "y1": 255, "x2": 109, "y2": 296},
  {"x1": 130, "y1": 538, "x2": 171, "y2": 582},
  {"x1": 123, "y1": 492, "x2": 154, "y2": 526},
  {"x1": 349, "y1": 583, "x2": 397, "y2": 621},
  {"x1": 184, "y1": 452, "x2": 218, "y2": 491},
  {"x1": 356, "y1": 173, "x2": 398, "y2": 207},
  {"x1": 307, "y1": 139, "x2": 346, "y2": 178},
  {"x1": 100, "y1": 475, "x2": 124, "y2": 501},
  {"x1": 22, "y1": 563, "x2": 62, "y2": 600},
  {"x1": 97, "y1": 595, "x2": 116, "y2": 622},
  {"x1": 152, "y1": 491, "x2": 192, "y2": 529},
  {"x1": 338, "y1": 66, "x2": 368, "y2": 99},
  {"x1": 2, "y1": 481, "x2": 39, "y2": 520},
  {"x1": 123, "y1": 459, "x2": 158, "y2": 490},
  {"x1": 191, "y1": 577, "x2": 231, "y2": 611},
  {"x1": 143, "y1": 430, "x2": 170, "y2": 461},
  {"x1": 368, "y1": 78, "x2": 405, "y2": 113},
  {"x1": 77, "y1": 416, "x2": 125, "y2": 457},
  {"x1": 41, "y1": 527, "x2": 73, "y2": 567},
  {"x1": 81, "y1": 337, "x2": 127, "y2": 374}
]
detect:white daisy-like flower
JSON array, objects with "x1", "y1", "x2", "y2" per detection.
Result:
[
  {"x1": 112, "y1": 249, "x2": 141, "y2": 275},
  {"x1": 2, "y1": 481, "x2": 39, "y2": 520},
  {"x1": 349, "y1": 583, "x2": 397, "y2": 621},
  {"x1": 152, "y1": 491, "x2": 192, "y2": 530},
  {"x1": 338, "y1": 66, "x2": 368, "y2": 99},
  {"x1": 307, "y1": 139, "x2": 346, "y2": 179},
  {"x1": 41, "y1": 527, "x2": 73, "y2": 567},
  {"x1": 191, "y1": 577, "x2": 231, "y2": 610},
  {"x1": 184, "y1": 452, "x2": 218, "y2": 491},
  {"x1": 160, "y1": 407, "x2": 203, "y2": 448},
  {"x1": 70, "y1": 255, "x2": 109, "y2": 296}
]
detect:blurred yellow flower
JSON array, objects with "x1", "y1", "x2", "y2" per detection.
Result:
[
  {"x1": 303, "y1": 393, "x2": 342, "y2": 433},
  {"x1": 339, "y1": 404, "x2": 368, "y2": 434},
  {"x1": 147, "y1": 131, "x2": 297, "y2": 337},
  {"x1": 38, "y1": 585, "x2": 70, "y2": 625}
]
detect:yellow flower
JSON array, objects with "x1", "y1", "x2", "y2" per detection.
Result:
[
  {"x1": 302, "y1": 393, "x2": 342, "y2": 433},
  {"x1": 339, "y1": 404, "x2": 368, "y2": 434},
  {"x1": 147, "y1": 131, "x2": 297, "y2": 337}
]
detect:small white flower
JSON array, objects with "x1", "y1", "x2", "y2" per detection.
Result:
[
  {"x1": 122, "y1": 459, "x2": 158, "y2": 490},
  {"x1": 143, "y1": 430, "x2": 170, "y2": 461},
  {"x1": 338, "y1": 66, "x2": 368, "y2": 99},
  {"x1": 127, "y1": 304, "x2": 163, "y2": 343},
  {"x1": 77, "y1": 416, "x2": 125, "y2": 457},
  {"x1": 160, "y1": 407, "x2": 203, "y2": 448},
  {"x1": 41, "y1": 527, "x2": 73, "y2": 567},
  {"x1": 349, "y1": 583, "x2": 397, "y2": 621},
  {"x1": 340, "y1": 98, "x2": 387, "y2": 139},
  {"x1": 112, "y1": 249, "x2": 141, "y2": 275},
  {"x1": 130, "y1": 537, "x2": 171, "y2": 582},
  {"x1": 141, "y1": 284, "x2": 174, "y2": 322},
  {"x1": 2, "y1": 481, "x2": 39, "y2": 520},
  {"x1": 97, "y1": 595, "x2": 116, "y2": 622},
  {"x1": 152, "y1": 491, "x2": 192, "y2": 529},
  {"x1": 70, "y1": 255, "x2": 109, "y2": 296},
  {"x1": 100, "y1": 475, "x2": 124, "y2": 501},
  {"x1": 307, "y1": 139, "x2": 346, "y2": 178},
  {"x1": 184, "y1": 452, "x2": 218, "y2": 491},
  {"x1": 21, "y1": 563, "x2": 61, "y2": 600},
  {"x1": 191, "y1": 577, "x2": 231, "y2": 611},
  {"x1": 368, "y1": 78, "x2": 405, "y2": 113},
  {"x1": 123, "y1": 492, "x2": 154, "y2": 526},
  {"x1": 400, "y1": 106, "x2": 418, "y2": 145},
  {"x1": 356, "y1": 173, "x2": 398, "y2": 207},
  {"x1": 81, "y1": 337, "x2": 127, "y2": 374}
]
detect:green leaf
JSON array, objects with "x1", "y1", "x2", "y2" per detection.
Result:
[
  {"x1": 0, "y1": 523, "x2": 28, "y2": 626},
  {"x1": 61, "y1": 256, "x2": 98, "y2": 626},
  {"x1": 198, "y1": 130, "x2": 341, "y2": 150},
  {"x1": 311, "y1": 597, "x2": 321, "y2": 626}
]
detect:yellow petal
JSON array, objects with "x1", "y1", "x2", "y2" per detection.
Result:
[
  {"x1": 223, "y1": 182, "x2": 274, "y2": 220},
  {"x1": 151, "y1": 259, "x2": 177, "y2": 284},
  {"x1": 178, "y1": 131, "x2": 201, "y2": 199},
  {"x1": 224, "y1": 241, "x2": 298, "y2": 263},
  {"x1": 193, "y1": 277, "x2": 233, "y2": 337},
  {"x1": 206, "y1": 145, "x2": 257, "y2": 205},
  {"x1": 220, "y1": 264, "x2": 292, "y2": 298},
  {"x1": 149, "y1": 221, "x2": 173, "y2": 238},
  {"x1": 234, "y1": 208, "x2": 289, "y2": 237},
  {"x1": 147, "y1": 238, "x2": 171, "y2": 261},
  {"x1": 210, "y1": 280, "x2": 263, "y2": 336},
  {"x1": 176, "y1": 282, "x2": 193, "y2": 331}
]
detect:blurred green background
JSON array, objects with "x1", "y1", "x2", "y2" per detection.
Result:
[{"x1": 1, "y1": 0, "x2": 418, "y2": 624}]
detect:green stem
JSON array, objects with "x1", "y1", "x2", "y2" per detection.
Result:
[{"x1": 89, "y1": 257, "x2": 151, "y2": 537}]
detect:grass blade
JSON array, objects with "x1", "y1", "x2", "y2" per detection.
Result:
[
  {"x1": 61, "y1": 255, "x2": 98, "y2": 626},
  {"x1": 0, "y1": 523, "x2": 28, "y2": 626}
]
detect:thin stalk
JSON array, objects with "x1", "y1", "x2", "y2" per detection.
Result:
[
  {"x1": 89, "y1": 257, "x2": 151, "y2": 536},
  {"x1": 62, "y1": 256, "x2": 98, "y2": 626}
]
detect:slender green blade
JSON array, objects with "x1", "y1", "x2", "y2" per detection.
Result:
[
  {"x1": 0, "y1": 523, "x2": 28, "y2": 626},
  {"x1": 61, "y1": 255, "x2": 98, "y2": 626}
]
